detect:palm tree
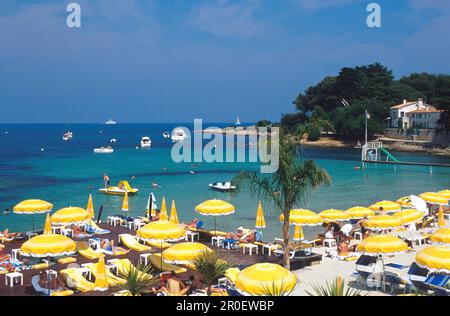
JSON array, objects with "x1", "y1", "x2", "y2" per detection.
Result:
[
  {"x1": 193, "y1": 251, "x2": 234, "y2": 290},
  {"x1": 306, "y1": 276, "x2": 363, "y2": 296},
  {"x1": 116, "y1": 262, "x2": 157, "y2": 296},
  {"x1": 233, "y1": 127, "x2": 330, "y2": 269}
]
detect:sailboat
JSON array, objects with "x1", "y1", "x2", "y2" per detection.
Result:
[{"x1": 235, "y1": 117, "x2": 241, "y2": 126}]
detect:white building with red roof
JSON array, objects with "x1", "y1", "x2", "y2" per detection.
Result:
[{"x1": 389, "y1": 98, "x2": 443, "y2": 129}]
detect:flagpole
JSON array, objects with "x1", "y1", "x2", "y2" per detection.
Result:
[{"x1": 365, "y1": 110, "x2": 368, "y2": 146}]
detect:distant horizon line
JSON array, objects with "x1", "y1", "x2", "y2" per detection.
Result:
[{"x1": 0, "y1": 121, "x2": 257, "y2": 125}]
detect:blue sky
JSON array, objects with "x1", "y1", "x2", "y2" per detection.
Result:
[{"x1": 0, "y1": 0, "x2": 449, "y2": 123}]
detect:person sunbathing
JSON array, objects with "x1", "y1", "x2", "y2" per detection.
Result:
[
  {"x1": 154, "y1": 272, "x2": 190, "y2": 296},
  {"x1": 1, "y1": 229, "x2": 17, "y2": 239},
  {"x1": 180, "y1": 218, "x2": 202, "y2": 230},
  {"x1": 239, "y1": 230, "x2": 256, "y2": 244},
  {"x1": 100, "y1": 239, "x2": 129, "y2": 255},
  {"x1": 338, "y1": 237, "x2": 356, "y2": 256},
  {"x1": 225, "y1": 227, "x2": 244, "y2": 241}
]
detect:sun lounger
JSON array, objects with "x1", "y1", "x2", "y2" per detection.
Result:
[
  {"x1": 149, "y1": 253, "x2": 187, "y2": 274},
  {"x1": 50, "y1": 290, "x2": 74, "y2": 296},
  {"x1": 119, "y1": 234, "x2": 151, "y2": 252},
  {"x1": 58, "y1": 257, "x2": 77, "y2": 265},
  {"x1": 86, "y1": 221, "x2": 110, "y2": 235},
  {"x1": 224, "y1": 268, "x2": 240, "y2": 284},
  {"x1": 424, "y1": 274, "x2": 450, "y2": 289},
  {"x1": 60, "y1": 268, "x2": 95, "y2": 293},
  {"x1": 77, "y1": 241, "x2": 102, "y2": 260},
  {"x1": 83, "y1": 262, "x2": 126, "y2": 287},
  {"x1": 31, "y1": 275, "x2": 64, "y2": 296}
]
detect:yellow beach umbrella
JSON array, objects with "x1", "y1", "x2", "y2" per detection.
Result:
[
  {"x1": 416, "y1": 246, "x2": 450, "y2": 274},
  {"x1": 438, "y1": 206, "x2": 446, "y2": 228},
  {"x1": 397, "y1": 196, "x2": 413, "y2": 208},
  {"x1": 279, "y1": 209, "x2": 322, "y2": 226},
  {"x1": 13, "y1": 199, "x2": 53, "y2": 232},
  {"x1": 86, "y1": 194, "x2": 94, "y2": 219},
  {"x1": 21, "y1": 214, "x2": 76, "y2": 257},
  {"x1": 159, "y1": 197, "x2": 169, "y2": 221},
  {"x1": 293, "y1": 225, "x2": 304, "y2": 241},
  {"x1": 369, "y1": 201, "x2": 401, "y2": 213},
  {"x1": 319, "y1": 209, "x2": 350, "y2": 222},
  {"x1": 419, "y1": 192, "x2": 448, "y2": 206},
  {"x1": 345, "y1": 206, "x2": 375, "y2": 219},
  {"x1": 137, "y1": 221, "x2": 185, "y2": 242},
  {"x1": 255, "y1": 201, "x2": 266, "y2": 229},
  {"x1": 195, "y1": 199, "x2": 235, "y2": 235},
  {"x1": 357, "y1": 235, "x2": 408, "y2": 255},
  {"x1": 122, "y1": 191, "x2": 129, "y2": 214},
  {"x1": 438, "y1": 190, "x2": 450, "y2": 199},
  {"x1": 169, "y1": 200, "x2": 179, "y2": 224},
  {"x1": 51, "y1": 207, "x2": 90, "y2": 225},
  {"x1": 94, "y1": 255, "x2": 108, "y2": 291},
  {"x1": 430, "y1": 228, "x2": 450, "y2": 245},
  {"x1": 393, "y1": 209, "x2": 424, "y2": 225},
  {"x1": 364, "y1": 215, "x2": 403, "y2": 231},
  {"x1": 235, "y1": 263, "x2": 297, "y2": 296},
  {"x1": 162, "y1": 242, "x2": 212, "y2": 264}
]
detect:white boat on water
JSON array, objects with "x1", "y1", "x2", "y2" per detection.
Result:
[
  {"x1": 235, "y1": 117, "x2": 241, "y2": 126},
  {"x1": 163, "y1": 132, "x2": 171, "y2": 139},
  {"x1": 94, "y1": 146, "x2": 114, "y2": 154},
  {"x1": 105, "y1": 119, "x2": 117, "y2": 125},
  {"x1": 140, "y1": 136, "x2": 152, "y2": 148},
  {"x1": 171, "y1": 128, "x2": 188, "y2": 142},
  {"x1": 209, "y1": 182, "x2": 236, "y2": 192},
  {"x1": 62, "y1": 131, "x2": 73, "y2": 141}
]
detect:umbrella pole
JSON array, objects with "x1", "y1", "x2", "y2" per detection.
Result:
[{"x1": 32, "y1": 214, "x2": 35, "y2": 233}]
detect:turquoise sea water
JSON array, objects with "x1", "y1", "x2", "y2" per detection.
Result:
[{"x1": 0, "y1": 124, "x2": 449, "y2": 240}]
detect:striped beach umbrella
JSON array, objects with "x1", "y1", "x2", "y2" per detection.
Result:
[
  {"x1": 393, "y1": 209, "x2": 424, "y2": 225},
  {"x1": 438, "y1": 206, "x2": 446, "y2": 228},
  {"x1": 319, "y1": 209, "x2": 350, "y2": 222},
  {"x1": 345, "y1": 206, "x2": 375, "y2": 219},
  {"x1": 137, "y1": 221, "x2": 186, "y2": 242},
  {"x1": 416, "y1": 246, "x2": 450, "y2": 274},
  {"x1": 279, "y1": 209, "x2": 322, "y2": 227},
  {"x1": 430, "y1": 228, "x2": 450, "y2": 245},
  {"x1": 293, "y1": 225, "x2": 304, "y2": 242},
  {"x1": 255, "y1": 201, "x2": 266, "y2": 229},
  {"x1": 397, "y1": 196, "x2": 414, "y2": 208},
  {"x1": 169, "y1": 200, "x2": 179, "y2": 224},
  {"x1": 86, "y1": 194, "x2": 95, "y2": 219},
  {"x1": 438, "y1": 190, "x2": 450, "y2": 199},
  {"x1": 369, "y1": 201, "x2": 401, "y2": 213},
  {"x1": 364, "y1": 215, "x2": 403, "y2": 231},
  {"x1": 159, "y1": 197, "x2": 169, "y2": 221},
  {"x1": 419, "y1": 192, "x2": 448, "y2": 206},
  {"x1": 13, "y1": 199, "x2": 53, "y2": 232},
  {"x1": 162, "y1": 242, "x2": 212, "y2": 265},
  {"x1": 235, "y1": 263, "x2": 297, "y2": 296},
  {"x1": 122, "y1": 191, "x2": 129, "y2": 214},
  {"x1": 94, "y1": 255, "x2": 108, "y2": 291},
  {"x1": 357, "y1": 235, "x2": 408, "y2": 255},
  {"x1": 51, "y1": 207, "x2": 90, "y2": 226},
  {"x1": 195, "y1": 199, "x2": 235, "y2": 236}
]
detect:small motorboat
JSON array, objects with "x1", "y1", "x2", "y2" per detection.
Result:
[
  {"x1": 140, "y1": 136, "x2": 152, "y2": 148},
  {"x1": 105, "y1": 119, "x2": 117, "y2": 125},
  {"x1": 209, "y1": 182, "x2": 236, "y2": 192},
  {"x1": 63, "y1": 131, "x2": 73, "y2": 141},
  {"x1": 163, "y1": 132, "x2": 170, "y2": 139},
  {"x1": 99, "y1": 180, "x2": 138, "y2": 195},
  {"x1": 171, "y1": 128, "x2": 188, "y2": 142},
  {"x1": 94, "y1": 146, "x2": 114, "y2": 154}
]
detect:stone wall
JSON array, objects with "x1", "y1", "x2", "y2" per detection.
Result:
[{"x1": 384, "y1": 128, "x2": 449, "y2": 146}]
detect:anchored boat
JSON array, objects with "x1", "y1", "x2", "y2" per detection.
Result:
[{"x1": 99, "y1": 180, "x2": 138, "y2": 195}]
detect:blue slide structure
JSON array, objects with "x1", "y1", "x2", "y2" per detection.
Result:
[{"x1": 379, "y1": 147, "x2": 399, "y2": 162}]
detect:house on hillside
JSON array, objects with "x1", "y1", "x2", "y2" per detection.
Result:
[{"x1": 389, "y1": 98, "x2": 443, "y2": 129}]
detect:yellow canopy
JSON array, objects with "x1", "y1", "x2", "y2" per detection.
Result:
[
  {"x1": 86, "y1": 194, "x2": 94, "y2": 219},
  {"x1": 396, "y1": 196, "x2": 413, "y2": 208},
  {"x1": 419, "y1": 192, "x2": 449, "y2": 206},
  {"x1": 438, "y1": 190, "x2": 450, "y2": 199},
  {"x1": 364, "y1": 215, "x2": 403, "y2": 230},
  {"x1": 195, "y1": 199, "x2": 235, "y2": 216},
  {"x1": 393, "y1": 209, "x2": 424, "y2": 225},
  {"x1": 160, "y1": 197, "x2": 168, "y2": 221},
  {"x1": 319, "y1": 209, "x2": 349, "y2": 222},
  {"x1": 438, "y1": 206, "x2": 446, "y2": 228},
  {"x1": 430, "y1": 228, "x2": 450, "y2": 245},
  {"x1": 13, "y1": 199, "x2": 53, "y2": 214},
  {"x1": 416, "y1": 246, "x2": 450, "y2": 274},
  {"x1": 169, "y1": 200, "x2": 179, "y2": 224},
  {"x1": 255, "y1": 201, "x2": 266, "y2": 229},
  {"x1": 162, "y1": 242, "x2": 212, "y2": 264},
  {"x1": 137, "y1": 221, "x2": 186, "y2": 242},
  {"x1": 369, "y1": 201, "x2": 401, "y2": 213},
  {"x1": 94, "y1": 255, "x2": 108, "y2": 291},
  {"x1": 279, "y1": 209, "x2": 322, "y2": 226},
  {"x1": 235, "y1": 263, "x2": 297, "y2": 296},
  {"x1": 21, "y1": 214, "x2": 76, "y2": 257},
  {"x1": 293, "y1": 225, "x2": 304, "y2": 241},
  {"x1": 51, "y1": 207, "x2": 90, "y2": 225},
  {"x1": 357, "y1": 235, "x2": 408, "y2": 255},
  {"x1": 122, "y1": 191, "x2": 129, "y2": 212},
  {"x1": 345, "y1": 206, "x2": 375, "y2": 219}
]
